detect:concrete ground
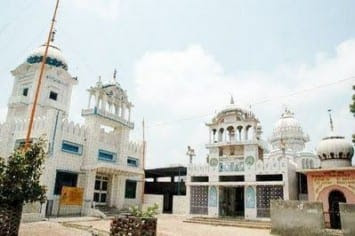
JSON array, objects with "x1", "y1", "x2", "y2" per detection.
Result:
[{"x1": 19, "y1": 214, "x2": 272, "y2": 236}]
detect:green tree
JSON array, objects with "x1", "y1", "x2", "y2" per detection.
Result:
[
  {"x1": 351, "y1": 85, "x2": 355, "y2": 143},
  {"x1": 0, "y1": 139, "x2": 47, "y2": 235}
]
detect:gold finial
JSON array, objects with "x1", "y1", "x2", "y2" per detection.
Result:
[
  {"x1": 113, "y1": 68, "x2": 117, "y2": 82},
  {"x1": 328, "y1": 109, "x2": 334, "y2": 132}
]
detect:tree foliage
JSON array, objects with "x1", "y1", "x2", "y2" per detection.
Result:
[
  {"x1": 0, "y1": 139, "x2": 46, "y2": 205},
  {"x1": 351, "y1": 85, "x2": 355, "y2": 143},
  {"x1": 129, "y1": 203, "x2": 159, "y2": 218}
]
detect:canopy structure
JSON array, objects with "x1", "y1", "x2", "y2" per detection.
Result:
[{"x1": 145, "y1": 166, "x2": 187, "y2": 179}]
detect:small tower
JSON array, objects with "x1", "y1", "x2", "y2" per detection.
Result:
[
  {"x1": 82, "y1": 71, "x2": 134, "y2": 131},
  {"x1": 7, "y1": 43, "x2": 77, "y2": 121}
]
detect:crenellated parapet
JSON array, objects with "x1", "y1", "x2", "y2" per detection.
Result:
[
  {"x1": 12, "y1": 116, "x2": 49, "y2": 134},
  {"x1": 98, "y1": 128, "x2": 118, "y2": 146},
  {"x1": 61, "y1": 119, "x2": 87, "y2": 139},
  {"x1": 126, "y1": 141, "x2": 143, "y2": 157}
]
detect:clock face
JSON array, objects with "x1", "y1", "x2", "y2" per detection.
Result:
[
  {"x1": 209, "y1": 158, "x2": 218, "y2": 167},
  {"x1": 245, "y1": 155, "x2": 255, "y2": 166}
]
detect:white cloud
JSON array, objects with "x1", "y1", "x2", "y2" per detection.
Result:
[
  {"x1": 72, "y1": 0, "x2": 121, "y2": 21},
  {"x1": 134, "y1": 41, "x2": 355, "y2": 167}
]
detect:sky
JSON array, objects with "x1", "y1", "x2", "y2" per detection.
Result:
[{"x1": 0, "y1": 0, "x2": 354, "y2": 168}]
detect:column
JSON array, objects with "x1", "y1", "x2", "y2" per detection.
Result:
[
  {"x1": 244, "y1": 185, "x2": 257, "y2": 220},
  {"x1": 116, "y1": 175, "x2": 126, "y2": 209},
  {"x1": 110, "y1": 174, "x2": 118, "y2": 207},
  {"x1": 82, "y1": 170, "x2": 96, "y2": 215},
  {"x1": 208, "y1": 185, "x2": 219, "y2": 217},
  {"x1": 121, "y1": 103, "x2": 126, "y2": 118},
  {"x1": 88, "y1": 93, "x2": 92, "y2": 108}
]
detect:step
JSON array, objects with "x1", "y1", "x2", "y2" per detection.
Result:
[
  {"x1": 189, "y1": 217, "x2": 270, "y2": 225},
  {"x1": 183, "y1": 218, "x2": 271, "y2": 229}
]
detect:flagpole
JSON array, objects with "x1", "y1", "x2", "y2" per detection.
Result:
[
  {"x1": 25, "y1": 0, "x2": 60, "y2": 148},
  {"x1": 141, "y1": 119, "x2": 146, "y2": 206}
]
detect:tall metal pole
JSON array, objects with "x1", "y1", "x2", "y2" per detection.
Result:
[
  {"x1": 141, "y1": 119, "x2": 146, "y2": 206},
  {"x1": 25, "y1": 0, "x2": 60, "y2": 148}
]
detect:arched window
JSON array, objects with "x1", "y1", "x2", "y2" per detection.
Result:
[
  {"x1": 218, "y1": 128, "x2": 224, "y2": 142},
  {"x1": 212, "y1": 129, "x2": 217, "y2": 143},
  {"x1": 227, "y1": 126, "x2": 235, "y2": 142},
  {"x1": 237, "y1": 126, "x2": 243, "y2": 141},
  {"x1": 245, "y1": 125, "x2": 252, "y2": 140}
]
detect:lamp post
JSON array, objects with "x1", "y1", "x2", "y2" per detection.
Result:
[{"x1": 186, "y1": 146, "x2": 196, "y2": 164}]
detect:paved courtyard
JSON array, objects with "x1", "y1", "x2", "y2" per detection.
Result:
[{"x1": 19, "y1": 214, "x2": 271, "y2": 236}]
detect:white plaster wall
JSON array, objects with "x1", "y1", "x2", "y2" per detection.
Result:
[
  {"x1": 143, "y1": 194, "x2": 164, "y2": 213},
  {"x1": 173, "y1": 196, "x2": 189, "y2": 215}
]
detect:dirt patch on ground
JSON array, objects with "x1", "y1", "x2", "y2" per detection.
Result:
[{"x1": 20, "y1": 214, "x2": 272, "y2": 236}]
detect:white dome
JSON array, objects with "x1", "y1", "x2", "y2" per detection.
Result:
[
  {"x1": 269, "y1": 109, "x2": 309, "y2": 152},
  {"x1": 26, "y1": 44, "x2": 68, "y2": 70},
  {"x1": 316, "y1": 132, "x2": 354, "y2": 164}
]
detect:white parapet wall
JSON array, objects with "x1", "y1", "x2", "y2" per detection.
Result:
[
  {"x1": 143, "y1": 194, "x2": 164, "y2": 213},
  {"x1": 173, "y1": 195, "x2": 189, "y2": 215}
]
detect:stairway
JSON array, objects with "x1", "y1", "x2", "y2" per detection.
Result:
[
  {"x1": 183, "y1": 216, "x2": 271, "y2": 229},
  {"x1": 96, "y1": 205, "x2": 128, "y2": 217}
]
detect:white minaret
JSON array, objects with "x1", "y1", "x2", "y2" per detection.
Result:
[{"x1": 7, "y1": 43, "x2": 77, "y2": 122}]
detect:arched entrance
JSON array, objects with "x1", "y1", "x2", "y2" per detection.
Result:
[{"x1": 328, "y1": 190, "x2": 346, "y2": 229}]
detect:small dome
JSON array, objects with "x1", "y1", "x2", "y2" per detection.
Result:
[
  {"x1": 269, "y1": 109, "x2": 309, "y2": 152},
  {"x1": 316, "y1": 132, "x2": 354, "y2": 164},
  {"x1": 26, "y1": 44, "x2": 68, "y2": 70}
]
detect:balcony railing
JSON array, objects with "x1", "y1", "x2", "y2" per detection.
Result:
[{"x1": 82, "y1": 107, "x2": 134, "y2": 128}]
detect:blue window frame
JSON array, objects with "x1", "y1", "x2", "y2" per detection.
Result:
[
  {"x1": 127, "y1": 157, "x2": 139, "y2": 167},
  {"x1": 61, "y1": 140, "x2": 83, "y2": 155},
  {"x1": 98, "y1": 149, "x2": 117, "y2": 162}
]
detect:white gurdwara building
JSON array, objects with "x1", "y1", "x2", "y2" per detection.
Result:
[
  {"x1": 0, "y1": 44, "x2": 144, "y2": 218},
  {"x1": 187, "y1": 100, "x2": 319, "y2": 219}
]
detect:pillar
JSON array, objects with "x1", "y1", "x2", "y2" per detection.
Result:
[
  {"x1": 110, "y1": 174, "x2": 118, "y2": 207},
  {"x1": 244, "y1": 185, "x2": 257, "y2": 219},
  {"x1": 208, "y1": 185, "x2": 219, "y2": 217},
  {"x1": 88, "y1": 93, "x2": 92, "y2": 108},
  {"x1": 82, "y1": 170, "x2": 96, "y2": 215}
]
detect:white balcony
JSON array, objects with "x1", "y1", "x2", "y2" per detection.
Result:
[{"x1": 82, "y1": 108, "x2": 134, "y2": 128}]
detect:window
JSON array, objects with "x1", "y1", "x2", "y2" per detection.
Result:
[
  {"x1": 125, "y1": 180, "x2": 137, "y2": 199},
  {"x1": 14, "y1": 139, "x2": 33, "y2": 149},
  {"x1": 98, "y1": 149, "x2": 116, "y2": 162},
  {"x1": 219, "y1": 175, "x2": 244, "y2": 182},
  {"x1": 127, "y1": 157, "x2": 138, "y2": 167},
  {"x1": 49, "y1": 91, "x2": 58, "y2": 101},
  {"x1": 191, "y1": 176, "x2": 209, "y2": 182},
  {"x1": 61, "y1": 140, "x2": 83, "y2": 155},
  {"x1": 256, "y1": 174, "x2": 283, "y2": 181},
  {"x1": 54, "y1": 171, "x2": 78, "y2": 195},
  {"x1": 22, "y1": 88, "x2": 29, "y2": 96}
]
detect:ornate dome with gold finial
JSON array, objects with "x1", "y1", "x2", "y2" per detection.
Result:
[{"x1": 316, "y1": 110, "x2": 354, "y2": 168}]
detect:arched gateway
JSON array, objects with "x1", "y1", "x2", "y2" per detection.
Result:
[{"x1": 328, "y1": 190, "x2": 346, "y2": 229}]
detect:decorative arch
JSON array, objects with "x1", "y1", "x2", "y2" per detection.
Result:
[
  {"x1": 227, "y1": 126, "x2": 235, "y2": 142},
  {"x1": 237, "y1": 126, "x2": 243, "y2": 141},
  {"x1": 328, "y1": 190, "x2": 346, "y2": 229},
  {"x1": 218, "y1": 128, "x2": 224, "y2": 142}
]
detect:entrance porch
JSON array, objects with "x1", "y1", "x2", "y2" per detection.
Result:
[{"x1": 81, "y1": 164, "x2": 144, "y2": 214}]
